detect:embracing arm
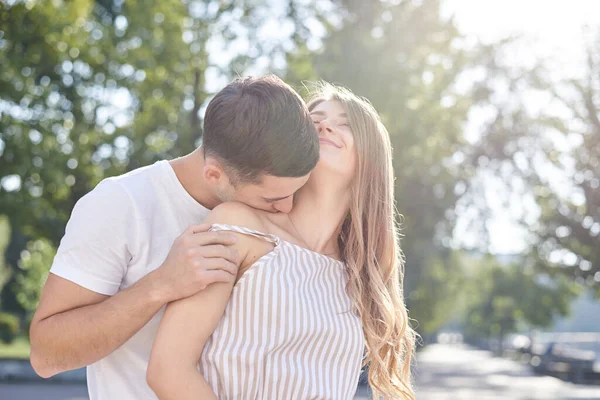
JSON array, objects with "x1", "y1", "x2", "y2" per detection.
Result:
[
  {"x1": 30, "y1": 271, "x2": 168, "y2": 378},
  {"x1": 147, "y1": 202, "x2": 271, "y2": 399},
  {"x1": 30, "y1": 182, "x2": 238, "y2": 378}
]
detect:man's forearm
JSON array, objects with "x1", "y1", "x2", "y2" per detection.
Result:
[{"x1": 30, "y1": 270, "x2": 169, "y2": 377}]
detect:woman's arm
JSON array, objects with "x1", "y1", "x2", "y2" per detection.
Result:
[
  {"x1": 147, "y1": 280, "x2": 232, "y2": 400},
  {"x1": 146, "y1": 202, "x2": 271, "y2": 399}
]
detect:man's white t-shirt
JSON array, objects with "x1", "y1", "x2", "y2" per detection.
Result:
[{"x1": 50, "y1": 160, "x2": 210, "y2": 400}]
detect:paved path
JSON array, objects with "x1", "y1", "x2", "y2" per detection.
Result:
[
  {"x1": 413, "y1": 344, "x2": 600, "y2": 400},
  {"x1": 1, "y1": 345, "x2": 598, "y2": 399},
  {"x1": 0, "y1": 383, "x2": 370, "y2": 400},
  {"x1": 0, "y1": 382, "x2": 88, "y2": 400}
]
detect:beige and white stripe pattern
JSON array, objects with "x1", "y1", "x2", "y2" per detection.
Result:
[{"x1": 200, "y1": 224, "x2": 365, "y2": 399}]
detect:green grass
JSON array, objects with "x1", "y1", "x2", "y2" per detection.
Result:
[{"x1": 0, "y1": 336, "x2": 31, "y2": 359}]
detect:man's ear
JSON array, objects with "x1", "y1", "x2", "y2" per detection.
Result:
[
  {"x1": 204, "y1": 156, "x2": 232, "y2": 186},
  {"x1": 203, "y1": 157, "x2": 224, "y2": 185}
]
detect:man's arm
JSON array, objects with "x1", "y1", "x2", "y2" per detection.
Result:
[
  {"x1": 147, "y1": 202, "x2": 272, "y2": 399},
  {"x1": 30, "y1": 272, "x2": 165, "y2": 377},
  {"x1": 30, "y1": 224, "x2": 240, "y2": 378}
]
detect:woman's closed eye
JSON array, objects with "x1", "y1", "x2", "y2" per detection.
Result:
[{"x1": 313, "y1": 118, "x2": 350, "y2": 129}]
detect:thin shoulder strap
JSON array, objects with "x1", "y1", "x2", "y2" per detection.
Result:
[{"x1": 209, "y1": 224, "x2": 280, "y2": 245}]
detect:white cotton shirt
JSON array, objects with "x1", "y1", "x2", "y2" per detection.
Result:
[{"x1": 50, "y1": 160, "x2": 210, "y2": 400}]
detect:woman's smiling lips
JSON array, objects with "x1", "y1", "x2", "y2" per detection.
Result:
[{"x1": 319, "y1": 138, "x2": 341, "y2": 148}]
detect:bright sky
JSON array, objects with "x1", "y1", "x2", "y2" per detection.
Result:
[
  {"x1": 445, "y1": 0, "x2": 599, "y2": 52},
  {"x1": 444, "y1": 0, "x2": 600, "y2": 253}
]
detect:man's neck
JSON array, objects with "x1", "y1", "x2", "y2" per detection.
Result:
[{"x1": 169, "y1": 147, "x2": 222, "y2": 210}]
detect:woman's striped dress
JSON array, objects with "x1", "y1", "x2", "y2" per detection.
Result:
[{"x1": 200, "y1": 224, "x2": 365, "y2": 399}]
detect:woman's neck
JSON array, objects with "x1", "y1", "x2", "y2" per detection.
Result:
[{"x1": 286, "y1": 181, "x2": 350, "y2": 258}]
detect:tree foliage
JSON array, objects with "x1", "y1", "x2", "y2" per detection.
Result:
[
  {"x1": 0, "y1": 0, "x2": 195, "y2": 247},
  {"x1": 471, "y1": 33, "x2": 600, "y2": 294},
  {"x1": 0, "y1": 216, "x2": 10, "y2": 299},
  {"x1": 461, "y1": 256, "x2": 578, "y2": 346}
]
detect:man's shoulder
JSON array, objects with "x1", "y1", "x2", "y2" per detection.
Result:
[
  {"x1": 107, "y1": 160, "x2": 169, "y2": 187},
  {"x1": 99, "y1": 161, "x2": 169, "y2": 195},
  {"x1": 79, "y1": 161, "x2": 170, "y2": 214}
]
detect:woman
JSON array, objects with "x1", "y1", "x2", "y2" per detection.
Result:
[{"x1": 147, "y1": 83, "x2": 416, "y2": 399}]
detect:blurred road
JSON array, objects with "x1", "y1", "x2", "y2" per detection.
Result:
[
  {"x1": 1, "y1": 344, "x2": 599, "y2": 399},
  {"x1": 0, "y1": 383, "x2": 370, "y2": 400},
  {"x1": 414, "y1": 344, "x2": 600, "y2": 400},
  {"x1": 0, "y1": 382, "x2": 88, "y2": 400}
]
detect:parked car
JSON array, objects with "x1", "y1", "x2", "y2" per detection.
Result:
[{"x1": 530, "y1": 341, "x2": 598, "y2": 384}]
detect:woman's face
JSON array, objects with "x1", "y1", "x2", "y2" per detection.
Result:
[{"x1": 310, "y1": 100, "x2": 357, "y2": 184}]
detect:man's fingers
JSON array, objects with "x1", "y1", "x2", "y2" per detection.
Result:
[
  {"x1": 197, "y1": 245, "x2": 239, "y2": 264},
  {"x1": 202, "y1": 258, "x2": 239, "y2": 276},
  {"x1": 202, "y1": 269, "x2": 237, "y2": 285},
  {"x1": 187, "y1": 231, "x2": 237, "y2": 246},
  {"x1": 183, "y1": 224, "x2": 212, "y2": 235}
]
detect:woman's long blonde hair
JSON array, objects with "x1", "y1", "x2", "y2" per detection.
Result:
[{"x1": 308, "y1": 83, "x2": 416, "y2": 400}]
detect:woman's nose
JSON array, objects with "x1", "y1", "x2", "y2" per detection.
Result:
[{"x1": 317, "y1": 119, "x2": 334, "y2": 134}]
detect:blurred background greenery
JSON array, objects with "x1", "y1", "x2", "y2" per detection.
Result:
[{"x1": 0, "y1": 0, "x2": 599, "y2": 361}]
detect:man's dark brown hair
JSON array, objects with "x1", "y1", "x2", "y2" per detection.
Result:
[{"x1": 202, "y1": 75, "x2": 319, "y2": 184}]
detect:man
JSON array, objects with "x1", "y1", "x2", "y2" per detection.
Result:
[{"x1": 29, "y1": 75, "x2": 319, "y2": 399}]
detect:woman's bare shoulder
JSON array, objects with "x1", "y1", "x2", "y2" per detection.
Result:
[
  {"x1": 205, "y1": 202, "x2": 275, "y2": 271},
  {"x1": 204, "y1": 201, "x2": 269, "y2": 233}
]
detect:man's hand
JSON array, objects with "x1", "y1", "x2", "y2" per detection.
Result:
[{"x1": 154, "y1": 224, "x2": 241, "y2": 302}]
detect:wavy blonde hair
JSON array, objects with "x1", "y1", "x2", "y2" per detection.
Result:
[{"x1": 307, "y1": 83, "x2": 416, "y2": 399}]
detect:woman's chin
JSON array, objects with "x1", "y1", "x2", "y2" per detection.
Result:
[{"x1": 311, "y1": 161, "x2": 354, "y2": 185}]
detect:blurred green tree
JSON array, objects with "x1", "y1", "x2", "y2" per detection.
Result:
[
  {"x1": 15, "y1": 238, "x2": 55, "y2": 316},
  {"x1": 470, "y1": 33, "x2": 600, "y2": 295},
  {"x1": 0, "y1": 0, "x2": 199, "y2": 314},
  {"x1": 530, "y1": 43, "x2": 600, "y2": 294},
  {"x1": 0, "y1": 216, "x2": 10, "y2": 300},
  {"x1": 461, "y1": 255, "x2": 578, "y2": 352},
  {"x1": 0, "y1": 0, "x2": 196, "y2": 242}
]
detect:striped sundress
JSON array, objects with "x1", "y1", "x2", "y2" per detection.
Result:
[{"x1": 200, "y1": 224, "x2": 365, "y2": 399}]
